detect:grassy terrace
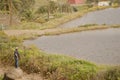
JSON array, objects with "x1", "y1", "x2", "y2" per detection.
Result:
[
  {"x1": 5, "y1": 25, "x2": 120, "y2": 40},
  {"x1": 10, "y1": 6, "x2": 110, "y2": 30}
]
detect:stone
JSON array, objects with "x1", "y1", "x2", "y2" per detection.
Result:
[{"x1": 3, "y1": 67, "x2": 23, "y2": 80}]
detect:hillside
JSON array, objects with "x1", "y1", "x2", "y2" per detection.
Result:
[{"x1": 1, "y1": 27, "x2": 120, "y2": 80}]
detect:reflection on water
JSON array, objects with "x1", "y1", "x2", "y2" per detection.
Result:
[
  {"x1": 59, "y1": 8, "x2": 120, "y2": 28},
  {"x1": 24, "y1": 28, "x2": 120, "y2": 65}
]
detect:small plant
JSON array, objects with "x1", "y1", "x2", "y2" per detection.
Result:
[{"x1": 79, "y1": 24, "x2": 98, "y2": 27}]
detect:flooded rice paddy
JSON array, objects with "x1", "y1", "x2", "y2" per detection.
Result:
[
  {"x1": 59, "y1": 7, "x2": 120, "y2": 28},
  {"x1": 24, "y1": 28, "x2": 120, "y2": 65},
  {"x1": 24, "y1": 8, "x2": 120, "y2": 65}
]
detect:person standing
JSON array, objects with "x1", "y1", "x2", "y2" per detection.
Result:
[{"x1": 14, "y1": 47, "x2": 20, "y2": 68}]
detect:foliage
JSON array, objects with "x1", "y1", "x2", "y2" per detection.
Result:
[
  {"x1": 105, "y1": 66, "x2": 120, "y2": 80},
  {"x1": 18, "y1": 47, "x2": 98, "y2": 80},
  {"x1": 36, "y1": 1, "x2": 72, "y2": 21},
  {"x1": 17, "y1": 0, "x2": 35, "y2": 21},
  {"x1": 0, "y1": 0, "x2": 35, "y2": 12},
  {"x1": 92, "y1": 66, "x2": 120, "y2": 80},
  {"x1": 20, "y1": 9, "x2": 35, "y2": 21},
  {"x1": 0, "y1": 31, "x2": 9, "y2": 43},
  {"x1": 112, "y1": 0, "x2": 120, "y2": 5},
  {"x1": 0, "y1": 0, "x2": 35, "y2": 21},
  {"x1": 36, "y1": 6, "x2": 48, "y2": 14}
]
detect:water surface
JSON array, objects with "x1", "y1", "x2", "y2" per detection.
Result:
[
  {"x1": 24, "y1": 28, "x2": 120, "y2": 65},
  {"x1": 59, "y1": 8, "x2": 120, "y2": 28}
]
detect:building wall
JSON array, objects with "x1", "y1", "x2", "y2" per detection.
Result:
[
  {"x1": 68, "y1": 0, "x2": 85, "y2": 4},
  {"x1": 98, "y1": 1, "x2": 110, "y2": 6}
]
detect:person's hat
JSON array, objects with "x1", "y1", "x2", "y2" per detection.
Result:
[{"x1": 15, "y1": 47, "x2": 18, "y2": 49}]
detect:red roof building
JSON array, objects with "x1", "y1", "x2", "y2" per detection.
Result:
[{"x1": 68, "y1": 0, "x2": 85, "y2": 4}]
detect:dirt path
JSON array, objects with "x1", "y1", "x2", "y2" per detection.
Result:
[
  {"x1": 3, "y1": 28, "x2": 60, "y2": 36},
  {"x1": 4, "y1": 26, "x2": 109, "y2": 37}
]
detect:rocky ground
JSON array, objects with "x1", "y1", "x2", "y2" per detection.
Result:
[{"x1": 0, "y1": 64, "x2": 43, "y2": 80}]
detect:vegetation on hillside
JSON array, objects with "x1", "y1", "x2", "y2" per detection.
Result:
[
  {"x1": 0, "y1": 0, "x2": 119, "y2": 29},
  {"x1": 8, "y1": 6, "x2": 111, "y2": 30},
  {"x1": 0, "y1": 29, "x2": 120, "y2": 80}
]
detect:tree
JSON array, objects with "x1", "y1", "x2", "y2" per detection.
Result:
[
  {"x1": 0, "y1": 0, "x2": 8, "y2": 11},
  {"x1": 0, "y1": 0, "x2": 35, "y2": 25},
  {"x1": 36, "y1": 0, "x2": 58, "y2": 20},
  {"x1": 114, "y1": 0, "x2": 120, "y2": 5}
]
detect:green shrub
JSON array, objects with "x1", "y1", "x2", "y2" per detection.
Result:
[
  {"x1": 92, "y1": 66, "x2": 120, "y2": 80},
  {"x1": 0, "y1": 31, "x2": 9, "y2": 42},
  {"x1": 105, "y1": 67, "x2": 120, "y2": 80},
  {"x1": 20, "y1": 9, "x2": 35, "y2": 21},
  {"x1": 19, "y1": 49, "x2": 98, "y2": 80}
]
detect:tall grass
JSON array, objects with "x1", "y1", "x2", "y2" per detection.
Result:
[{"x1": 93, "y1": 66, "x2": 120, "y2": 80}]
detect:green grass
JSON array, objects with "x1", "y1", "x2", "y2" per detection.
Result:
[{"x1": 16, "y1": 45, "x2": 98, "y2": 79}]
